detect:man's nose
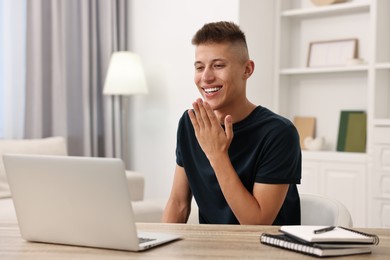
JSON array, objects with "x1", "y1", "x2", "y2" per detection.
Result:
[{"x1": 202, "y1": 67, "x2": 215, "y2": 82}]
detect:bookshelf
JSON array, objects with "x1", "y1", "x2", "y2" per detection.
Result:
[{"x1": 275, "y1": 0, "x2": 390, "y2": 227}]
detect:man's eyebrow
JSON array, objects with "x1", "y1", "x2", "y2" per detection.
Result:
[
  {"x1": 212, "y1": 58, "x2": 227, "y2": 63},
  {"x1": 194, "y1": 61, "x2": 203, "y2": 66},
  {"x1": 194, "y1": 58, "x2": 227, "y2": 66}
]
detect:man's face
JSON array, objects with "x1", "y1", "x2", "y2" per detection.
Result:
[{"x1": 194, "y1": 42, "x2": 248, "y2": 111}]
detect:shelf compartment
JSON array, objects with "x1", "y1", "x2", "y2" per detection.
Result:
[
  {"x1": 277, "y1": 73, "x2": 367, "y2": 151},
  {"x1": 278, "y1": 6, "x2": 370, "y2": 70}
]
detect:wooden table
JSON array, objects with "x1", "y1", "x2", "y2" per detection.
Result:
[{"x1": 1, "y1": 221, "x2": 389, "y2": 259}]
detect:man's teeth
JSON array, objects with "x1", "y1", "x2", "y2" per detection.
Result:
[{"x1": 204, "y1": 87, "x2": 221, "y2": 93}]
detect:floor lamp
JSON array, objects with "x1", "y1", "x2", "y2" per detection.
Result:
[{"x1": 103, "y1": 51, "x2": 148, "y2": 169}]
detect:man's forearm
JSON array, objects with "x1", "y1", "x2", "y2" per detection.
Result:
[
  {"x1": 209, "y1": 153, "x2": 270, "y2": 225},
  {"x1": 162, "y1": 200, "x2": 191, "y2": 223}
]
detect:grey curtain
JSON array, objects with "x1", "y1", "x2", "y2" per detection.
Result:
[{"x1": 24, "y1": 0, "x2": 128, "y2": 157}]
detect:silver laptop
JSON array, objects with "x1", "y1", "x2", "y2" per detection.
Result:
[{"x1": 3, "y1": 154, "x2": 180, "y2": 251}]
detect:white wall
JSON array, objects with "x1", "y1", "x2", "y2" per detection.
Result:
[
  {"x1": 239, "y1": 0, "x2": 275, "y2": 109},
  {"x1": 128, "y1": 0, "x2": 275, "y2": 199}
]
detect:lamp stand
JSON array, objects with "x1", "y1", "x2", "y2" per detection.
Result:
[
  {"x1": 121, "y1": 96, "x2": 130, "y2": 170},
  {"x1": 113, "y1": 95, "x2": 122, "y2": 160},
  {"x1": 112, "y1": 95, "x2": 130, "y2": 169}
]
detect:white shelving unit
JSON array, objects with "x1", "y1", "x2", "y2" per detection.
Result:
[{"x1": 275, "y1": 0, "x2": 390, "y2": 227}]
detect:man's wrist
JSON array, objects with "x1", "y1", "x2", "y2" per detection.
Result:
[{"x1": 208, "y1": 152, "x2": 231, "y2": 170}]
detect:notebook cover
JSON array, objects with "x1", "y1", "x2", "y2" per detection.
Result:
[
  {"x1": 336, "y1": 111, "x2": 364, "y2": 152},
  {"x1": 279, "y1": 225, "x2": 378, "y2": 244},
  {"x1": 344, "y1": 113, "x2": 367, "y2": 153},
  {"x1": 293, "y1": 116, "x2": 316, "y2": 150}
]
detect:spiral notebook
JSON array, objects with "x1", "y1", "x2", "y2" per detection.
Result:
[
  {"x1": 260, "y1": 226, "x2": 379, "y2": 257},
  {"x1": 260, "y1": 234, "x2": 372, "y2": 257}
]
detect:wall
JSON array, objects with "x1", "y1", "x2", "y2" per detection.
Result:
[
  {"x1": 239, "y1": 0, "x2": 275, "y2": 109},
  {"x1": 128, "y1": 0, "x2": 275, "y2": 199}
]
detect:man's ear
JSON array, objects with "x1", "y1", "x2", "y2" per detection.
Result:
[{"x1": 243, "y1": 60, "x2": 255, "y2": 79}]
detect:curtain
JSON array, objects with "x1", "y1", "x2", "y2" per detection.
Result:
[
  {"x1": 24, "y1": 0, "x2": 128, "y2": 157},
  {"x1": 0, "y1": 0, "x2": 26, "y2": 139}
]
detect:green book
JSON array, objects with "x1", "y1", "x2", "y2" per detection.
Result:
[
  {"x1": 344, "y1": 113, "x2": 367, "y2": 153},
  {"x1": 336, "y1": 111, "x2": 364, "y2": 152}
]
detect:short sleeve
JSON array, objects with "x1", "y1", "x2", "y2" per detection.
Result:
[
  {"x1": 175, "y1": 113, "x2": 185, "y2": 167},
  {"x1": 255, "y1": 124, "x2": 301, "y2": 184}
]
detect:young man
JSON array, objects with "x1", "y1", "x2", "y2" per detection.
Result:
[{"x1": 162, "y1": 21, "x2": 301, "y2": 225}]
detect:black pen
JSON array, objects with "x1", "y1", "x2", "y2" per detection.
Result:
[{"x1": 314, "y1": 226, "x2": 336, "y2": 234}]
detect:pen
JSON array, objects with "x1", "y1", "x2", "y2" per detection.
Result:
[{"x1": 313, "y1": 226, "x2": 336, "y2": 234}]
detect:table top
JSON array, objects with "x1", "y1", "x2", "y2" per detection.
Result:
[{"x1": 1, "y1": 221, "x2": 389, "y2": 259}]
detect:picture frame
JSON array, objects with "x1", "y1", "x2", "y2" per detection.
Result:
[{"x1": 307, "y1": 39, "x2": 358, "y2": 67}]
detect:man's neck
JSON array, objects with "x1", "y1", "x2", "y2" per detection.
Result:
[{"x1": 215, "y1": 100, "x2": 257, "y2": 125}]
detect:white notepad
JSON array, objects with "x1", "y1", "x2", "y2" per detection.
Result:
[{"x1": 279, "y1": 225, "x2": 379, "y2": 244}]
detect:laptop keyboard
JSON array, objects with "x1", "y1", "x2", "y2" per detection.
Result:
[{"x1": 139, "y1": 237, "x2": 157, "y2": 244}]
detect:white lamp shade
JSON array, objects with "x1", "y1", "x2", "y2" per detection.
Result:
[{"x1": 103, "y1": 51, "x2": 148, "y2": 95}]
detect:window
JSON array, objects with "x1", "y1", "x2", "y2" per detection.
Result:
[{"x1": 0, "y1": 0, "x2": 26, "y2": 138}]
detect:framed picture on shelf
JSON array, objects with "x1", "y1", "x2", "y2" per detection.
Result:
[{"x1": 307, "y1": 38, "x2": 358, "y2": 67}]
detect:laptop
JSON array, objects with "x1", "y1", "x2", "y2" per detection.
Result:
[{"x1": 3, "y1": 154, "x2": 180, "y2": 251}]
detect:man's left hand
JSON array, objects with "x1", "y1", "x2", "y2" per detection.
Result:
[{"x1": 188, "y1": 98, "x2": 233, "y2": 162}]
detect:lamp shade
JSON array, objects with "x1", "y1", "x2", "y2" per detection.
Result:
[{"x1": 103, "y1": 51, "x2": 148, "y2": 95}]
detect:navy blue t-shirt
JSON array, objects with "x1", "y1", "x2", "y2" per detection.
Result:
[{"x1": 176, "y1": 106, "x2": 301, "y2": 225}]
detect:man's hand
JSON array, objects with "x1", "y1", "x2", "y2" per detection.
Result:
[{"x1": 188, "y1": 99, "x2": 233, "y2": 161}]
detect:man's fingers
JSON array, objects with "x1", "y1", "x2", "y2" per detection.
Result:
[
  {"x1": 224, "y1": 115, "x2": 234, "y2": 142},
  {"x1": 203, "y1": 101, "x2": 219, "y2": 126},
  {"x1": 196, "y1": 99, "x2": 211, "y2": 127},
  {"x1": 191, "y1": 100, "x2": 205, "y2": 129}
]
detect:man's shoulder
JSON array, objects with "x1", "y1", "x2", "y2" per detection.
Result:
[
  {"x1": 177, "y1": 110, "x2": 196, "y2": 140},
  {"x1": 178, "y1": 110, "x2": 191, "y2": 126},
  {"x1": 245, "y1": 106, "x2": 294, "y2": 132},
  {"x1": 257, "y1": 106, "x2": 293, "y2": 125}
]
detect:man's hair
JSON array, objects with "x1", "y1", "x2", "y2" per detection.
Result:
[{"x1": 192, "y1": 21, "x2": 247, "y2": 48}]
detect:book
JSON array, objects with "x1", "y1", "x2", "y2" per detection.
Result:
[
  {"x1": 336, "y1": 111, "x2": 366, "y2": 152},
  {"x1": 260, "y1": 233, "x2": 372, "y2": 257},
  {"x1": 293, "y1": 116, "x2": 316, "y2": 150},
  {"x1": 336, "y1": 111, "x2": 352, "y2": 151},
  {"x1": 279, "y1": 225, "x2": 379, "y2": 244},
  {"x1": 344, "y1": 113, "x2": 367, "y2": 152}
]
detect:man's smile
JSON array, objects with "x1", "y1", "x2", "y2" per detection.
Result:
[{"x1": 203, "y1": 86, "x2": 222, "y2": 95}]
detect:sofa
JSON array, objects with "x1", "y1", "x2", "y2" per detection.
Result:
[{"x1": 0, "y1": 137, "x2": 165, "y2": 223}]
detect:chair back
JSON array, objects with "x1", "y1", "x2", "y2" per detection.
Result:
[{"x1": 300, "y1": 193, "x2": 353, "y2": 227}]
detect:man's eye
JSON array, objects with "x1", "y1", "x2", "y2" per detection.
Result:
[
  {"x1": 195, "y1": 66, "x2": 204, "y2": 71},
  {"x1": 214, "y1": 64, "x2": 225, "y2": 69}
]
